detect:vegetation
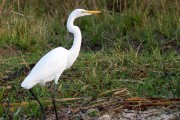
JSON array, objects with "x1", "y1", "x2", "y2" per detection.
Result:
[{"x1": 0, "y1": 0, "x2": 179, "y2": 119}]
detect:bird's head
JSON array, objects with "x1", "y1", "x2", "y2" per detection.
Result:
[
  {"x1": 71, "y1": 9, "x2": 101, "y2": 18},
  {"x1": 67, "y1": 9, "x2": 101, "y2": 33}
]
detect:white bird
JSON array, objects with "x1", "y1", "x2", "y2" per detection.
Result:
[{"x1": 21, "y1": 9, "x2": 101, "y2": 120}]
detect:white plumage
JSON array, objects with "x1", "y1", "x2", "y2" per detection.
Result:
[
  {"x1": 21, "y1": 47, "x2": 68, "y2": 89},
  {"x1": 21, "y1": 9, "x2": 101, "y2": 89}
]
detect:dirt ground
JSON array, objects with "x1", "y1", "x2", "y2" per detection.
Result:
[
  {"x1": 45, "y1": 107, "x2": 180, "y2": 120},
  {"x1": 44, "y1": 97, "x2": 180, "y2": 120}
]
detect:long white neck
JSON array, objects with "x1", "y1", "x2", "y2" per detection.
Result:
[{"x1": 66, "y1": 14, "x2": 82, "y2": 68}]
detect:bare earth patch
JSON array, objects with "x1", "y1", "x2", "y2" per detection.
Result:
[
  {"x1": 45, "y1": 97, "x2": 180, "y2": 120},
  {"x1": 45, "y1": 107, "x2": 179, "y2": 120},
  {"x1": 0, "y1": 46, "x2": 20, "y2": 58}
]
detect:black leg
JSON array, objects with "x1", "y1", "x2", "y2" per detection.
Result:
[
  {"x1": 29, "y1": 89, "x2": 45, "y2": 120},
  {"x1": 52, "y1": 84, "x2": 58, "y2": 120}
]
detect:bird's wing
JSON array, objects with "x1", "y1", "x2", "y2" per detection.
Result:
[
  {"x1": 21, "y1": 47, "x2": 69, "y2": 89},
  {"x1": 30, "y1": 47, "x2": 69, "y2": 80}
]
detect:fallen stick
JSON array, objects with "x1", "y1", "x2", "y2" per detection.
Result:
[
  {"x1": 0, "y1": 97, "x2": 82, "y2": 107},
  {"x1": 123, "y1": 97, "x2": 180, "y2": 109}
]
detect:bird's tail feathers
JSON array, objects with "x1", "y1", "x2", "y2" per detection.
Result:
[{"x1": 21, "y1": 76, "x2": 39, "y2": 89}]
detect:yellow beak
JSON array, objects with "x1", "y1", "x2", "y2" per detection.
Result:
[{"x1": 86, "y1": 10, "x2": 101, "y2": 14}]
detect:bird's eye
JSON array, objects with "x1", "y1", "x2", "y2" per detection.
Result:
[{"x1": 81, "y1": 11, "x2": 86, "y2": 13}]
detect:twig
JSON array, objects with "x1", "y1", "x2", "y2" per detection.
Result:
[
  {"x1": 98, "y1": 88, "x2": 127, "y2": 97},
  {"x1": 136, "y1": 42, "x2": 143, "y2": 56},
  {"x1": 118, "y1": 79, "x2": 144, "y2": 84},
  {"x1": 0, "y1": 97, "x2": 82, "y2": 107},
  {"x1": 10, "y1": 10, "x2": 31, "y2": 19}
]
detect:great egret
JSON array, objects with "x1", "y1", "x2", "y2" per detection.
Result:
[{"x1": 21, "y1": 9, "x2": 101, "y2": 120}]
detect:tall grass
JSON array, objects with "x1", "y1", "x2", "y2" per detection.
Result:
[{"x1": 0, "y1": 0, "x2": 179, "y2": 51}]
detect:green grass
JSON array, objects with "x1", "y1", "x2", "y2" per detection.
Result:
[{"x1": 0, "y1": 0, "x2": 180, "y2": 119}]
